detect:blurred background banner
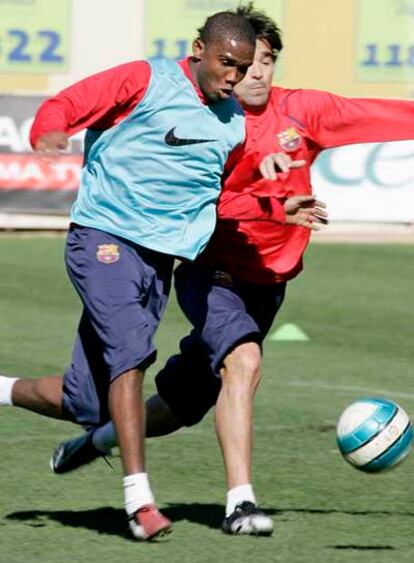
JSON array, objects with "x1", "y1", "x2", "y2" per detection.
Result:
[
  {"x1": 0, "y1": 94, "x2": 80, "y2": 214},
  {"x1": 1, "y1": 95, "x2": 44, "y2": 154},
  {"x1": 0, "y1": 0, "x2": 70, "y2": 74},
  {"x1": 0, "y1": 0, "x2": 413, "y2": 225},
  {"x1": 313, "y1": 141, "x2": 414, "y2": 222}
]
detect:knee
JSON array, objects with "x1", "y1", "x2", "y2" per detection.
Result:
[{"x1": 221, "y1": 342, "x2": 262, "y2": 392}]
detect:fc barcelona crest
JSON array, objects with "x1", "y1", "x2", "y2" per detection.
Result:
[
  {"x1": 96, "y1": 244, "x2": 120, "y2": 264},
  {"x1": 277, "y1": 127, "x2": 302, "y2": 152}
]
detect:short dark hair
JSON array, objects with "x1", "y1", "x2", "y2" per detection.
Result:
[
  {"x1": 235, "y1": 2, "x2": 283, "y2": 60},
  {"x1": 197, "y1": 11, "x2": 256, "y2": 48}
]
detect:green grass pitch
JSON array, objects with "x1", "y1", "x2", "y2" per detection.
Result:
[{"x1": 0, "y1": 236, "x2": 413, "y2": 563}]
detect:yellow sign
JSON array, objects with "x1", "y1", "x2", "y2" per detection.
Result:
[
  {"x1": 357, "y1": 0, "x2": 414, "y2": 82},
  {"x1": 145, "y1": 0, "x2": 282, "y2": 63},
  {"x1": 0, "y1": 0, "x2": 70, "y2": 73}
]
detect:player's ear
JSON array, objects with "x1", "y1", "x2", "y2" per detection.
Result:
[{"x1": 192, "y1": 38, "x2": 205, "y2": 61}]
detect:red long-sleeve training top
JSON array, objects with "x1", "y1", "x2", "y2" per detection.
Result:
[{"x1": 200, "y1": 87, "x2": 414, "y2": 283}]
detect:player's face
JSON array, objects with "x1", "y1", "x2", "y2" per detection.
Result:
[
  {"x1": 192, "y1": 37, "x2": 255, "y2": 103},
  {"x1": 234, "y1": 38, "x2": 275, "y2": 108}
]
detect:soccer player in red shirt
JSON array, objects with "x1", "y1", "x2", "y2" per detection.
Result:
[{"x1": 147, "y1": 5, "x2": 414, "y2": 537}]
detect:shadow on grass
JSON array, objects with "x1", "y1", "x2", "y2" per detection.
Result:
[
  {"x1": 5, "y1": 503, "x2": 414, "y2": 538},
  {"x1": 5, "y1": 504, "x2": 224, "y2": 538},
  {"x1": 328, "y1": 545, "x2": 395, "y2": 551},
  {"x1": 6, "y1": 507, "x2": 132, "y2": 540}
]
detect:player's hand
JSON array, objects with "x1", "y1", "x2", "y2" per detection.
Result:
[
  {"x1": 34, "y1": 132, "x2": 69, "y2": 159},
  {"x1": 259, "y1": 152, "x2": 306, "y2": 180},
  {"x1": 284, "y1": 195, "x2": 328, "y2": 231}
]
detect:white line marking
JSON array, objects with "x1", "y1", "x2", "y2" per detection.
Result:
[{"x1": 288, "y1": 380, "x2": 414, "y2": 401}]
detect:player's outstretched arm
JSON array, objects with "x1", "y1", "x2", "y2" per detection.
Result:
[{"x1": 284, "y1": 195, "x2": 328, "y2": 231}]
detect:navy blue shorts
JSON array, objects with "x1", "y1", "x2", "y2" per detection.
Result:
[
  {"x1": 155, "y1": 262, "x2": 286, "y2": 426},
  {"x1": 62, "y1": 225, "x2": 174, "y2": 428}
]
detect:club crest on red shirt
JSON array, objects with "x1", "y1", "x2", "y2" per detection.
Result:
[
  {"x1": 277, "y1": 127, "x2": 302, "y2": 152},
  {"x1": 96, "y1": 244, "x2": 120, "y2": 264}
]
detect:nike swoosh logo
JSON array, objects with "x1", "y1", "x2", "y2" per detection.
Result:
[{"x1": 164, "y1": 127, "x2": 217, "y2": 147}]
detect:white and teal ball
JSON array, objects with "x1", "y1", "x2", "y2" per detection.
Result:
[{"x1": 336, "y1": 398, "x2": 413, "y2": 472}]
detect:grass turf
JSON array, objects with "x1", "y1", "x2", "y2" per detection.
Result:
[{"x1": 0, "y1": 236, "x2": 413, "y2": 562}]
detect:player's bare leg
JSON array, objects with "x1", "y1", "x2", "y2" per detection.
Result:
[
  {"x1": 109, "y1": 368, "x2": 171, "y2": 540},
  {"x1": 215, "y1": 342, "x2": 273, "y2": 535},
  {"x1": 215, "y1": 342, "x2": 260, "y2": 488},
  {"x1": 0, "y1": 374, "x2": 70, "y2": 420},
  {"x1": 108, "y1": 368, "x2": 146, "y2": 476}
]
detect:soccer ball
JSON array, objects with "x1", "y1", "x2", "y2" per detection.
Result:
[{"x1": 336, "y1": 397, "x2": 413, "y2": 472}]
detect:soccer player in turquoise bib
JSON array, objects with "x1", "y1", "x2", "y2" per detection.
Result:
[
  {"x1": 0, "y1": 12, "x2": 257, "y2": 541},
  {"x1": 39, "y1": 2, "x2": 414, "y2": 538}
]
